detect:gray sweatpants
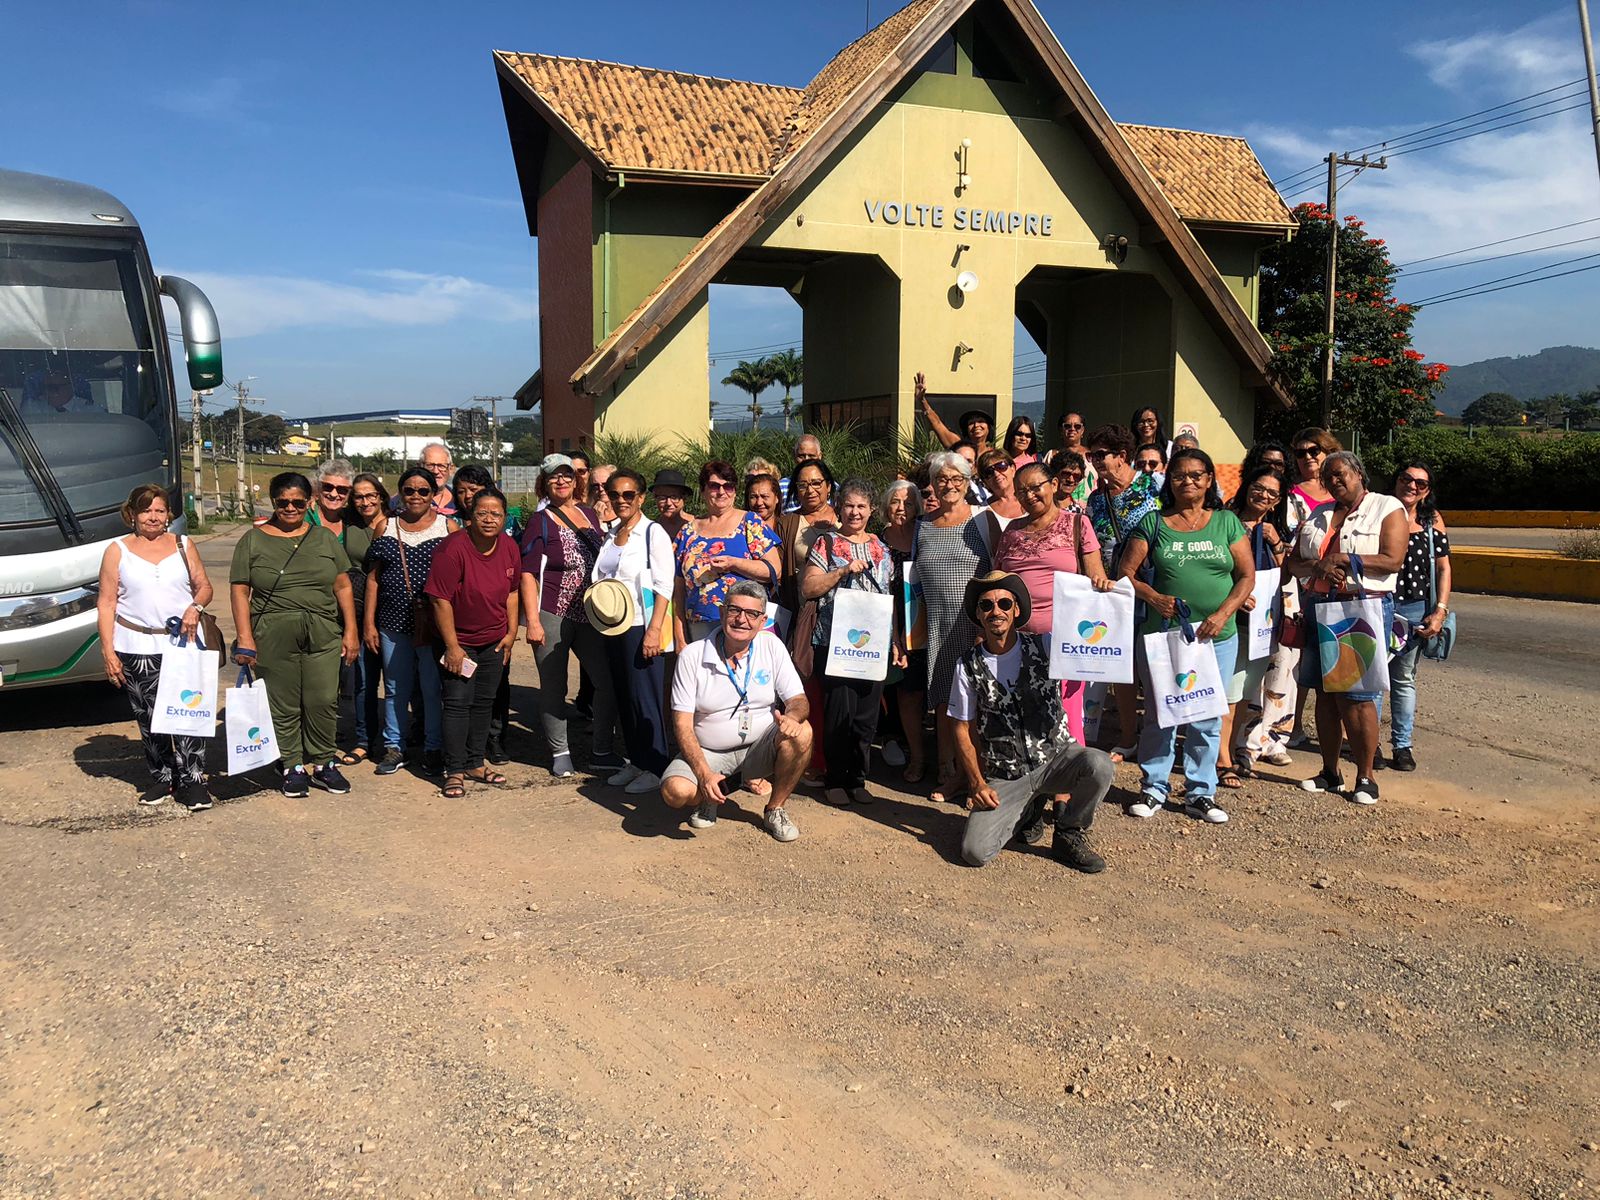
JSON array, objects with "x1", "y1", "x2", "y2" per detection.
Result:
[{"x1": 962, "y1": 741, "x2": 1114, "y2": 867}]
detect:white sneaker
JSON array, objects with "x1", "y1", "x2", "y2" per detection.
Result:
[
  {"x1": 688, "y1": 799, "x2": 718, "y2": 829},
  {"x1": 1129, "y1": 794, "x2": 1165, "y2": 819},
  {"x1": 1184, "y1": 795, "x2": 1229, "y2": 823},
  {"x1": 624, "y1": 770, "x2": 661, "y2": 795},
  {"x1": 607, "y1": 763, "x2": 641, "y2": 787},
  {"x1": 881, "y1": 740, "x2": 907, "y2": 767},
  {"x1": 763, "y1": 806, "x2": 800, "y2": 843}
]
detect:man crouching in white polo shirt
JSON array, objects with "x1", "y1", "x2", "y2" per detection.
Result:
[{"x1": 661, "y1": 580, "x2": 812, "y2": 843}]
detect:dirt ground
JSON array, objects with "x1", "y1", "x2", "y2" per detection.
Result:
[{"x1": 0, "y1": 530, "x2": 1594, "y2": 1199}]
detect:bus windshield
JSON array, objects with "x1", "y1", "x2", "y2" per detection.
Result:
[{"x1": 0, "y1": 231, "x2": 170, "y2": 528}]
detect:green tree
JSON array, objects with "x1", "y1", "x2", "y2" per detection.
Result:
[
  {"x1": 763, "y1": 349, "x2": 804, "y2": 431},
  {"x1": 1525, "y1": 393, "x2": 1572, "y2": 427},
  {"x1": 1462, "y1": 392, "x2": 1524, "y2": 427},
  {"x1": 721, "y1": 359, "x2": 774, "y2": 431},
  {"x1": 1258, "y1": 203, "x2": 1448, "y2": 442}
]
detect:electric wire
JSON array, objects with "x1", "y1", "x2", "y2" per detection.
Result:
[
  {"x1": 1408, "y1": 259, "x2": 1600, "y2": 307},
  {"x1": 1405, "y1": 249, "x2": 1600, "y2": 305}
]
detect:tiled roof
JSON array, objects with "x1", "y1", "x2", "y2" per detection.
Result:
[
  {"x1": 498, "y1": 52, "x2": 1291, "y2": 228},
  {"x1": 1119, "y1": 124, "x2": 1295, "y2": 228},
  {"x1": 770, "y1": 0, "x2": 945, "y2": 165},
  {"x1": 495, "y1": 52, "x2": 801, "y2": 178}
]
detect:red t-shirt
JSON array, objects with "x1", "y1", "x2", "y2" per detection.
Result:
[{"x1": 423, "y1": 530, "x2": 519, "y2": 647}]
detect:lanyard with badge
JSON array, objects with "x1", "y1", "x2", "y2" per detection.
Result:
[{"x1": 719, "y1": 633, "x2": 754, "y2": 741}]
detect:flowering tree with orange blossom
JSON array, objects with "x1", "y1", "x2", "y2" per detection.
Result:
[{"x1": 1257, "y1": 202, "x2": 1448, "y2": 443}]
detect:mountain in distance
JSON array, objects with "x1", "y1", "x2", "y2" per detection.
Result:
[{"x1": 1434, "y1": 345, "x2": 1600, "y2": 415}]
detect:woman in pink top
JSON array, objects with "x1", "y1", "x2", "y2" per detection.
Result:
[{"x1": 993, "y1": 462, "x2": 1115, "y2": 742}]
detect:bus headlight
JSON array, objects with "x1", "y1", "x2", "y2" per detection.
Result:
[{"x1": 0, "y1": 586, "x2": 99, "y2": 632}]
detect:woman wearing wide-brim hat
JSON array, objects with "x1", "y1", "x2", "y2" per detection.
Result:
[{"x1": 588, "y1": 468, "x2": 675, "y2": 795}]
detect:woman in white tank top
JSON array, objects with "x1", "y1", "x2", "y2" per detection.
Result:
[{"x1": 94, "y1": 485, "x2": 215, "y2": 810}]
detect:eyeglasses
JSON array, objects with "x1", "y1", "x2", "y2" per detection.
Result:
[
  {"x1": 1248, "y1": 484, "x2": 1281, "y2": 499},
  {"x1": 320, "y1": 483, "x2": 349, "y2": 495},
  {"x1": 1055, "y1": 470, "x2": 1084, "y2": 483},
  {"x1": 1294, "y1": 446, "x2": 1324, "y2": 458},
  {"x1": 979, "y1": 460, "x2": 1013, "y2": 478},
  {"x1": 1171, "y1": 470, "x2": 1210, "y2": 484},
  {"x1": 1136, "y1": 460, "x2": 1162, "y2": 471},
  {"x1": 705, "y1": 481, "x2": 735, "y2": 493},
  {"x1": 725, "y1": 605, "x2": 765, "y2": 625},
  {"x1": 273, "y1": 497, "x2": 309, "y2": 509},
  {"x1": 796, "y1": 479, "x2": 827, "y2": 492},
  {"x1": 353, "y1": 492, "x2": 380, "y2": 503},
  {"x1": 935, "y1": 475, "x2": 967, "y2": 489},
  {"x1": 1019, "y1": 481, "x2": 1053, "y2": 498},
  {"x1": 1399, "y1": 474, "x2": 1431, "y2": 490},
  {"x1": 976, "y1": 596, "x2": 1015, "y2": 613},
  {"x1": 1060, "y1": 421, "x2": 1084, "y2": 430},
  {"x1": 423, "y1": 461, "x2": 450, "y2": 472},
  {"x1": 400, "y1": 486, "x2": 433, "y2": 497},
  {"x1": 1012, "y1": 432, "x2": 1034, "y2": 441},
  {"x1": 605, "y1": 489, "x2": 639, "y2": 502}
]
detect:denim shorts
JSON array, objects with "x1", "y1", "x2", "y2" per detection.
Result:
[{"x1": 1298, "y1": 592, "x2": 1395, "y2": 703}]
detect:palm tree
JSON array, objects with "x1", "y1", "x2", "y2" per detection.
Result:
[
  {"x1": 721, "y1": 358, "x2": 774, "y2": 431},
  {"x1": 764, "y1": 349, "x2": 804, "y2": 431}
]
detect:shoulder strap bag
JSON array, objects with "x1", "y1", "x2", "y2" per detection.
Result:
[
  {"x1": 394, "y1": 526, "x2": 436, "y2": 643},
  {"x1": 178, "y1": 535, "x2": 225, "y2": 659},
  {"x1": 1419, "y1": 522, "x2": 1456, "y2": 661},
  {"x1": 788, "y1": 532, "x2": 833, "y2": 676}
]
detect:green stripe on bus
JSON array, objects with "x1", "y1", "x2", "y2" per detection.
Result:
[{"x1": 6, "y1": 634, "x2": 100, "y2": 684}]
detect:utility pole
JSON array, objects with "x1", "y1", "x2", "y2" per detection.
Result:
[
  {"x1": 234, "y1": 379, "x2": 249, "y2": 515},
  {"x1": 472, "y1": 396, "x2": 507, "y2": 479},
  {"x1": 1581, "y1": 0, "x2": 1600, "y2": 193},
  {"x1": 1320, "y1": 152, "x2": 1389, "y2": 427},
  {"x1": 190, "y1": 389, "x2": 206, "y2": 529}
]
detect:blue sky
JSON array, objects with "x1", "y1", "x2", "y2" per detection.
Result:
[{"x1": 7, "y1": 1, "x2": 1596, "y2": 418}]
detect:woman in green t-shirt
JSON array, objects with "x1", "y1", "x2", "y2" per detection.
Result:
[
  {"x1": 1119, "y1": 447, "x2": 1254, "y2": 824},
  {"x1": 230, "y1": 472, "x2": 359, "y2": 797}
]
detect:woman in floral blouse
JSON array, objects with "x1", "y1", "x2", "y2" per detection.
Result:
[
  {"x1": 673, "y1": 459, "x2": 781, "y2": 644},
  {"x1": 519, "y1": 454, "x2": 618, "y2": 778}
]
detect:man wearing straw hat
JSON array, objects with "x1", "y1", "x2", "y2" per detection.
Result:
[{"x1": 947, "y1": 571, "x2": 1115, "y2": 872}]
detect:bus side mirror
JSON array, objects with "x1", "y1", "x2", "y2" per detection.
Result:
[{"x1": 158, "y1": 275, "x2": 223, "y2": 390}]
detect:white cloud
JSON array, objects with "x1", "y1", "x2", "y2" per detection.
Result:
[
  {"x1": 165, "y1": 269, "x2": 532, "y2": 339},
  {"x1": 1245, "y1": 10, "x2": 1600, "y2": 360},
  {"x1": 154, "y1": 76, "x2": 267, "y2": 132}
]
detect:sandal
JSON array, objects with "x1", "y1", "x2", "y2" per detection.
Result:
[
  {"x1": 442, "y1": 774, "x2": 467, "y2": 799},
  {"x1": 1217, "y1": 766, "x2": 1244, "y2": 789},
  {"x1": 747, "y1": 777, "x2": 773, "y2": 796},
  {"x1": 465, "y1": 767, "x2": 507, "y2": 787},
  {"x1": 337, "y1": 747, "x2": 369, "y2": 766}
]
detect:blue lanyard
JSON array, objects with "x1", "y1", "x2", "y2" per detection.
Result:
[{"x1": 717, "y1": 634, "x2": 753, "y2": 711}]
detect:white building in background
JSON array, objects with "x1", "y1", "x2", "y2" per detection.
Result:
[{"x1": 281, "y1": 407, "x2": 508, "y2": 464}]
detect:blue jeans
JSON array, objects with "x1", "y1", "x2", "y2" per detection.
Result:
[
  {"x1": 350, "y1": 642, "x2": 384, "y2": 752},
  {"x1": 1138, "y1": 634, "x2": 1238, "y2": 802},
  {"x1": 1385, "y1": 600, "x2": 1426, "y2": 750},
  {"x1": 380, "y1": 630, "x2": 443, "y2": 752}
]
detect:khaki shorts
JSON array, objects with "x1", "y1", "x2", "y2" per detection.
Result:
[{"x1": 663, "y1": 720, "x2": 782, "y2": 785}]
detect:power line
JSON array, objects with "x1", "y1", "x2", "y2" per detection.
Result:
[
  {"x1": 1398, "y1": 232, "x2": 1600, "y2": 277},
  {"x1": 1406, "y1": 249, "x2": 1600, "y2": 305},
  {"x1": 1385, "y1": 100, "x2": 1591, "y2": 157},
  {"x1": 1271, "y1": 76, "x2": 1589, "y2": 190},
  {"x1": 1394, "y1": 217, "x2": 1600, "y2": 267},
  {"x1": 1409, "y1": 259, "x2": 1600, "y2": 307}
]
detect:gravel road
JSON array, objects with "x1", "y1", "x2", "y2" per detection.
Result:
[{"x1": 0, "y1": 531, "x2": 1594, "y2": 1199}]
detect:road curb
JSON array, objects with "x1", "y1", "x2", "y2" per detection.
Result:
[
  {"x1": 1452, "y1": 547, "x2": 1600, "y2": 603},
  {"x1": 1442, "y1": 510, "x2": 1600, "y2": 529}
]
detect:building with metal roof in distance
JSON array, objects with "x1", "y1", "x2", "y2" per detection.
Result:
[{"x1": 494, "y1": 0, "x2": 1296, "y2": 462}]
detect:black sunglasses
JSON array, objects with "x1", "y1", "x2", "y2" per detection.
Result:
[
  {"x1": 606, "y1": 488, "x2": 639, "y2": 502},
  {"x1": 273, "y1": 497, "x2": 309, "y2": 509},
  {"x1": 400, "y1": 486, "x2": 433, "y2": 496},
  {"x1": 976, "y1": 596, "x2": 1015, "y2": 613}
]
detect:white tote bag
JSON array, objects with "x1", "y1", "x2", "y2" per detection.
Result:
[
  {"x1": 1313, "y1": 595, "x2": 1391, "y2": 695},
  {"x1": 763, "y1": 601, "x2": 792, "y2": 643},
  {"x1": 150, "y1": 643, "x2": 219, "y2": 737},
  {"x1": 1142, "y1": 627, "x2": 1229, "y2": 729},
  {"x1": 1050, "y1": 573, "x2": 1136, "y2": 683},
  {"x1": 823, "y1": 587, "x2": 894, "y2": 681},
  {"x1": 1245, "y1": 567, "x2": 1282, "y2": 662},
  {"x1": 224, "y1": 667, "x2": 281, "y2": 775}
]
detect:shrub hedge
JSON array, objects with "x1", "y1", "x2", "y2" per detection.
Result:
[{"x1": 1361, "y1": 429, "x2": 1600, "y2": 511}]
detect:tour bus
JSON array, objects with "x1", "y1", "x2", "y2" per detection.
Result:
[{"x1": 0, "y1": 168, "x2": 221, "y2": 689}]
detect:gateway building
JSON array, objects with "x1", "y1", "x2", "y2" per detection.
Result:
[{"x1": 496, "y1": 0, "x2": 1295, "y2": 462}]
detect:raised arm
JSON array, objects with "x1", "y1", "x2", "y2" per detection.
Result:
[{"x1": 916, "y1": 371, "x2": 959, "y2": 449}]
